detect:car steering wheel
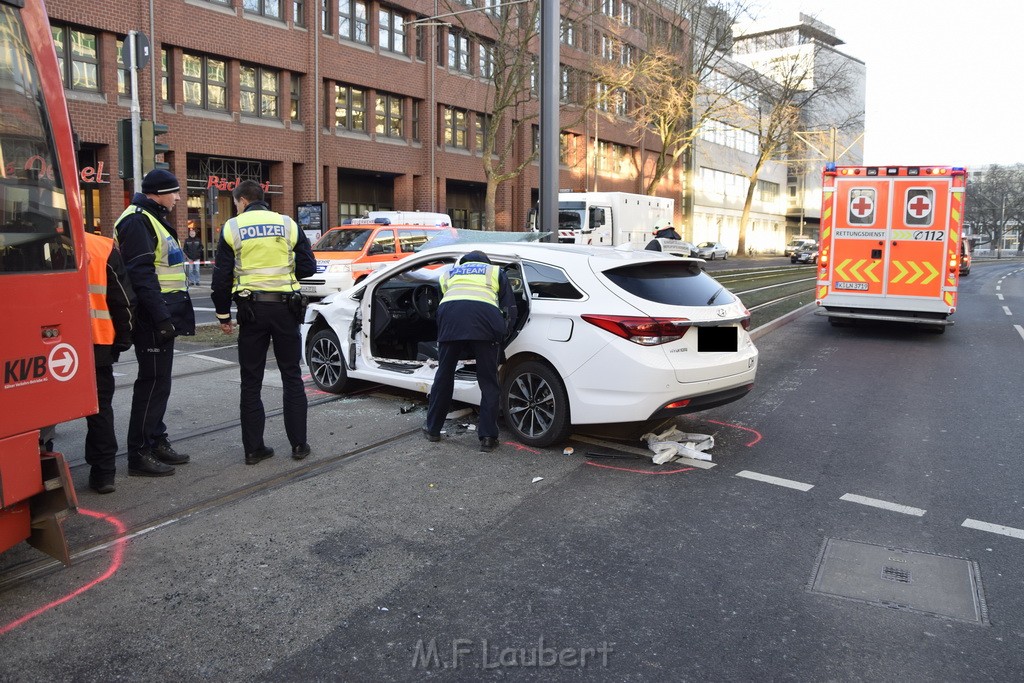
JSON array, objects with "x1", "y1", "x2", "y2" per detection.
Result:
[{"x1": 412, "y1": 284, "x2": 439, "y2": 320}]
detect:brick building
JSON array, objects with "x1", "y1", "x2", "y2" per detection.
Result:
[{"x1": 46, "y1": 0, "x2": 683, "y2": 254}]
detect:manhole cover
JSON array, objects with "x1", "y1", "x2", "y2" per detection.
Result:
[{"x1": 809, "y1": 538, "x2": 988, "y2": 623}]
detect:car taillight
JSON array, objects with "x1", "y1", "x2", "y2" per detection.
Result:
[
  {"x1": 581, "y1": 315, "x2": 690, "y2": 345},
  {"x1": 740, "y1": 309, "x2": 751, "y2": 330}
]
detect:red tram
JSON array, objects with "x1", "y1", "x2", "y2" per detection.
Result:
[{"x1": 0, "y1": 0, "x2": 96, "y2": 563}]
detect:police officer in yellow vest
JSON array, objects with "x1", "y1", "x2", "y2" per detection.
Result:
[
  {"x1": 114, "y1": 169, "x2": 195, "y2": 477},
  {"x1": 424, "y1": 251, "x2": 517, "y2": 452},
  {"x1": 211, "y1": 180, "x2": 316, "y2": 465},
  {"x1": 83, "y1": 232, "x2": 136, "y2": 493}
]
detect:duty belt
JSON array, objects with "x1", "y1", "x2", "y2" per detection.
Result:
[{"x1": 250, "y1": 291, "x2": 289, "y2": 303}]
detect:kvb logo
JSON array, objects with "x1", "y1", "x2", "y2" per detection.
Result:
[{"x1": 3, "y1": 343, "x2": 79, "y2": 389}]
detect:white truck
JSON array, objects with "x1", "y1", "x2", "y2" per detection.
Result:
[{"x1": 532, "y1": 192, "x2": 676, "y2": 248}]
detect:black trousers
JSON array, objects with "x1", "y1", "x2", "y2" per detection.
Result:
[
  {"x1": 426, "y1": 340, "x2": 501, "y2": 440},
  {"x1": 127, "y1": 330, "x2": 175, "y2": 453},
  {"x1": 86, "y1": 364, "x2": 117, "y2": 476},
  {"x1": 237, "y1": 301, "x2": 307, "y2": 455}
]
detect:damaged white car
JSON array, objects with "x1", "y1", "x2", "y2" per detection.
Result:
[{"x1": 301, "y1": 242, "x2": 758, "y2": 448}]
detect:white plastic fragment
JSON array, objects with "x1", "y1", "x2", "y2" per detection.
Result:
[
  {"x1": 641, "y1": 427, "x2": 714, "y2": 465},
  {"x1": 532, "y1": 477, "x2": 544, "y2": 483}
]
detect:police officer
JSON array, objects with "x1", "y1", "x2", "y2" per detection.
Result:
[
  {"x1": 83, "y1": 231, "x2": 135, "y2": 493},
  {"x1": 424, "y1": 250, "x2": 517, "y2": 452},
  {"x1": 115, "y1": 169, "x2": 195, "y2": 477},
  {"x1": 654, "y1": 223, "x2": 681, "y2": 240},
  {"x1": 211, "y1": 180, "x2": 316, "y2": 465}
]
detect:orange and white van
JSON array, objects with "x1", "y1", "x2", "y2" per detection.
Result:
[
  {"x1": 815, "y1": 164, "x2": 968, "y2": 331},
  {"x1": 299, "y1": 212, "x2": 455, "y2": 298}
]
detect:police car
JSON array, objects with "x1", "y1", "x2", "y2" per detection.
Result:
[{"x1": 301, "y1": 242, "x2": 758, "y2": 448}]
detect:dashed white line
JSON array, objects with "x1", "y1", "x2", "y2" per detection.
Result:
[
  {"x1": 962, "y1": 519, "x2": 1024, "y2": 540},
  {"x1": 1003, "y1": 306, "x2": 1013, "y2": 316},
  {"x1": 1016, "y1": 325, "x2": 1024, "y2": 342},
  {"x1": 997, "y1": 293, "x2": 1004, "y2": 300},
  {"x1": 996, "y1": 285, "x2": 1001, "y2": 291},
  {"x1": 840, "y1": 493, "x2": 926, "y2": 517},
  {"x1": 191, "y1": 354, "x2": 236, "y2": 366},
  {"x1": 735, "y1": 470, "x2": 813, "y2": 491}
]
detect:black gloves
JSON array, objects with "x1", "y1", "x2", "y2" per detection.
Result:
[
  {"x1": 112, "y1": 340, "x2": 133, "y2": 353},
  {"x1": 156, "y1": 318, "x2": 177, "y2": 344}
]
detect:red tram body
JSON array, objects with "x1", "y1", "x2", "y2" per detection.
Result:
[{"x1": 0, "y1": 0, "x2": 96, "y2": 563}]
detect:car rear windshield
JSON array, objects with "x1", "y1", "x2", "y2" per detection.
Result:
[
  {"x1": 314, "y1": 228, "x2": 373, "y2": 252},
  {"x1": 602, "y1": 262, "x2": 736, "y2": 307}
]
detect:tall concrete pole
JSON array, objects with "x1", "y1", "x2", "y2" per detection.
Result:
[{"x1": 539, "y1": 0, "x2": 558, "y2": 242}]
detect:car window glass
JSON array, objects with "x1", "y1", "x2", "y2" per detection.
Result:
[
  {"x1": 522, "y1": 261, "x2": 584, "y2": 300},
  {"x1": 697, "y1": 242, "x2": 714, "y2": 248},
  {"x1": 603, "y1": 262, "x2": 735, "y2": 307},
  {"x1": 314, "y1": 228, "x2": 372, "y2": 252},
  {"x1": 398, "y1": 229, "x2": 429, "y2": 252},
  {"x1": 371, "y1": 230, "x2": 396, "y2": 254}
]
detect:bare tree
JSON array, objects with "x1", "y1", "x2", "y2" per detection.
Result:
[
  {"x1": 729, "y1": 18, "x2": 862, "y2": 255},
  {"x1": 441, "y1": 0, "x2": 592, "y2": 230},
  {"x1": 964, "y1": 164, "x2": 1024, "y2": 254},
  {"x1": 596, "y1": 0, "x2": 751, "y2": 196}
]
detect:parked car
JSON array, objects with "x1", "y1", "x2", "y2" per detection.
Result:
[
  {"x1": 959, "y1": 239, "x2": 971, "y2": 276},
  {"x1": 695, "y1": 241, "x2": 728, "y2": 260},
  {"x1": 784, "y1": 238, "x2": 817, "y2": 258},
  {"x1": 791, "y1": 245, "x2": 819, "y2": 264},
  {"x1": 298, "y1": 213, "x2": 457, "y2": 298},
  {"x1": 302, "y1": 242, "x2": 758, "y2": 447}
]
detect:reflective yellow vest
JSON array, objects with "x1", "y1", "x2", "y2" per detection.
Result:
[
  {"x1": 440, "y1": 263, "x2": 499, "y2": 307},
  {"x1": 84, "y1": 232, "x2": 115, "y2": 345},
  {"x1": 114, "y1": 205, "x2": 187, "y2": 293},
  {"x1": 221, "y1": 209, "x2": 299, "y2": 293}
]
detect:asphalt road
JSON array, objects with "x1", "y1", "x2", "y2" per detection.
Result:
[{"x1": 2, "y1": 260, "x2": 1024, "y2": 680}]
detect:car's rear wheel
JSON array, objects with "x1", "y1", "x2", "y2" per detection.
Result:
[
  {"x1": 308, "y1": 329, "x2": 349, "y2": 393},
  {"x1": 708, "y1": 253, "x2": 715, "y2": 260},
  {"x1": 723, "y1": 252, "x2": 727, "y2": 260},
  {"x1": 501, "y1": 360, "x2": 572, "y2": 447}
]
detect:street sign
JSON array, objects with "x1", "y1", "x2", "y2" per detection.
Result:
[{"x1": 120, "y1": 31, "x2": 150, "y2": 70}]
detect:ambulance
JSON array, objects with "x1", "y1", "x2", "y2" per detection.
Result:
[{"x1": 814, "y1": 164, "x2": 968, "y2": 332}]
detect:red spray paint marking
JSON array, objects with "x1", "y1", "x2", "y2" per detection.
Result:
[
  {"x1": 0, "y1": 508, "x2": 128, "y2": 636},
  {"x1": 705, "y1": 419, "x2": 762, "y2": 447}
]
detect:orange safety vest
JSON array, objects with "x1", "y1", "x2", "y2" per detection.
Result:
[{"x1": 84, "y1": 232, "x2": 116, "y2": 345}]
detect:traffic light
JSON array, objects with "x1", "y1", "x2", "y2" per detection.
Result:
[
  {"x1": 140, "y1": 119, "x2": 170, "y2": 172},
  {"x1": 116, "y1": 118, "x2": 133, "y2": 179}
]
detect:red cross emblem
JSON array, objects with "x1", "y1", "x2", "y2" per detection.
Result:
[
  {"x1": 851, "y1": 195, "x2": 873, "y2": 217},
  {"x1": 905, "y1": 189, "x2": 934, "y2": 225},
  {"x1": 907, "y1": 193, "x2": 931, "y2": 218},
  {"x1": 848, "y1": 189, "x2": 875, "y2": 224}
]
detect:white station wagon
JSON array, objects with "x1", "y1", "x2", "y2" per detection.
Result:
[{"x1": 302, "y1": 242, "x2": 758, "y2": 447}]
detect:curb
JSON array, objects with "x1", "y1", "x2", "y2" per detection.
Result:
[{"x1": 750, "y1": 303, "x2": 816, "y2": 341}]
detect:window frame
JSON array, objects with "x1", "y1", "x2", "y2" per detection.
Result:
[
  {"x1": 374, "y1": 92, "x2": 404, "y2": 138},
  {"x1": 378, "y1": 7, "x2": 406, "y2": 54},
  {"x1": 182, "y1": 52, "x2": 227, "y2": 111},
  {"x1": 51, "y1": 24, "x2": 99, "y2": 92},
  {"x1": 240, "y1": 64, "x2": 280, "y2": 119},
  {"x1": 335, "y1": 84, "x2": 367, "y2": 132}
]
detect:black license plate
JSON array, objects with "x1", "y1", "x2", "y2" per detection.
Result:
[{"x1": 697, "y1": 326, "x2": 737, "y2": 352}]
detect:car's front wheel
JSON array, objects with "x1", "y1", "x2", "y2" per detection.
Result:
[
  {"x1": 308, "y1": 329, "x2": 349, "y2": 393},
  {"x1": 501, "y1": 360, "x2": 572, "y2": 447}
]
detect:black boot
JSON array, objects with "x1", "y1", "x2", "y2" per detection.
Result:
[
  {"x1": 245, "y1": 446, "x2": 274, "y2": 465},
  {"x1": 153, "y1": 439, "x2": 190, "y2": 464},
  {"x1": 128, "y1": 449, "x2": 175, "y2": 477}
]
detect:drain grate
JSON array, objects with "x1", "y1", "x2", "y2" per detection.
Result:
[
  {"x1": 881, "y1": 566, "x2": 912, "y2": 583},
  {"x1": 809, "y1": 538, "x2": 988, "y2": 624}
]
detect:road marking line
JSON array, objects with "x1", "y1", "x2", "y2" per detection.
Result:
[
  {"x1": 996, "y1": 285, "x2": 1001, "y2": 291},
  {"x1": 1016, "y1": 325, "x2": 1024, "y2": 342},
  {"x1": 571, "y1": 435, "x2": 716, "y2": 468},
  {"x1": 735, "y1": 470, "x2": 813, "y2": 491},
  {"x1": 191, "y1": 354, "x2": 236, "y2": 366},
  {"x1": 962, "y1": 518, "x2": 1024, "y2": 540},
  {"x1": 1004, "y1": 306, "x2": 1013, "y2": 316},
  {"x1": 997, "y1": 293, "x2": 1004, "y2": 300},
  {"x1": 840, "y1": 493, "x2": 925, "y2": 516}
]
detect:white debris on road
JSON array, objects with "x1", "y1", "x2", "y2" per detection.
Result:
[{"x1": 642, "y1": 427, "x2": 715, "y2": 465}]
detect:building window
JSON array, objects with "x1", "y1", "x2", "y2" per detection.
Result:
[
  {"x1": 447, "y1": 31, "x2": 470, "y2": 73},
  {"x1": 116, "y1": 38, "x2": 131, "y2": 96},
  {"x1": 601, "y1": 0, "x2": 616, "y2": 18},
  {"x1": 243, "y1": 0, "x2": 281, "y2": 19},
  {"x1": 335, "y1": 84, "x2": 366, "y2": 131},
  {"x1": 561, "y1": 19, "x2": 575, "y2": 47},
  {"x1": 483, "y1": 0, "x2": 502, "y2": 17},
  {"x1": 240, "y1": 65, "x2": 279, "y2": 119},
  {"x1": 183, "y1": 52, "x2": 226, "y2": 111},
  {"x1": 339, "y1": 0, "x2": 369, "y2": 43},
  {"x1": 595, "y1": 82, "x2": 610, "y2": 112},
  {"x1": 375, "y1": 93, "x2": 404, "y2": 138},
  {"x1": 379, "y1": 8, "x2": 405, "y2": 54},
  {"x1": 51, "y1": 25, "x2": 99, "y2": 92},
  {"x1": 411, "y1": 100, "x2": 420, "y2": 141},
  {"x1": 478, "y1": 42, "x2": 494, "y2": 80},
  {"x1": 160, "y1": 49, "x2": 169, "y2": 102},
  {"x1": 415, "y1": 24, "x2": 425, "y2": 60},
  {"x1": 620, "y1": 1, "x2": 634, "y2": 26},
  {"x1": 443, "y1": 106, "x2": 468, "y2": 149},
  {"x1": 290, "y1": 76, "x2": 301, "y2": 121},
  {"x1": 474, "y1": 113, "x2": 491, "y2": 153},
  {"x1": 293, "y1": 0, "x2": 305, "y2": 25},
  {"x1": 321, "y1": 0, "x2": 331, "y2": 33}
]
